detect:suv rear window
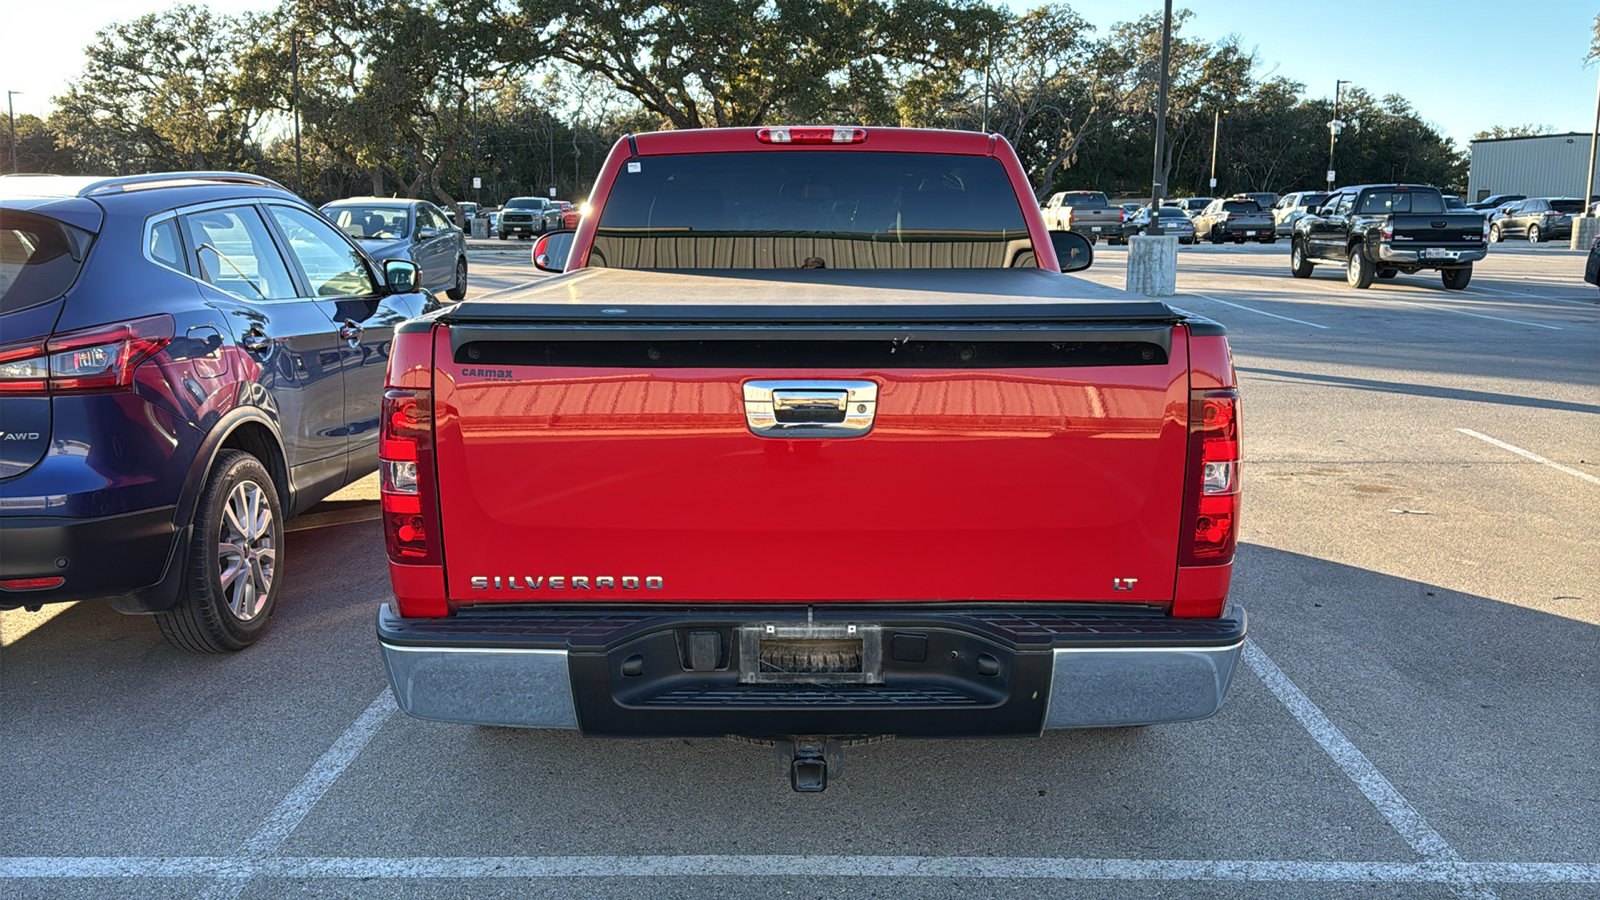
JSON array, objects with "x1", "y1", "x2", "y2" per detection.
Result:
[
  {"x1": 1549, "y1": 199, "x2": 1584, "y2": 214},
  {"x1": 1222, "y1": 201, "x2": 1260, "y2": 213},
  {"x1": 0, "y1": 211, "x2": 94, "y2": 315}
]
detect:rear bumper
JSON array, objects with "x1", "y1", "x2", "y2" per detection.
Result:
[
  {"x1": 0, "y1": 507, "x2": 180, "y2": 606},
  {"x1": 1376, "y1": 245, "x2": 1487, "y2": 266},
  {"x1": 377, "y1": 603, "x2": 1245, "y2": 736}
]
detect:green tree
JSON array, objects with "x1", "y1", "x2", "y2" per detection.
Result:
[
  {"x1": 52, "y1": 5, "x2": 266, "y2": 173},
  {"x1": 1, "y1": 114, "x2": 79, "y2": 175},
  {"x1": 1472, "y1": 124, "x2": 1555, "y2": 140}
]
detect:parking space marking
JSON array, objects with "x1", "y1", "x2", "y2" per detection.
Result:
[
  {"x1": 1465, "y1": 285, "x2": 1600, "y2": 307},
  {"x1": 1456, "y1": 429, "x2": 1600, "y2": 486},
  {"x1": 1299, "y1": 286, "x2": 1564, "y2": 330},
  {"x1": 196, "y1": 689, "x2": 397, "y2": 900},
  {"x1": 1181, "y1": 292, "x2": 1330, "y2": 329},
  {"x1": 1243, "y1": 641, "x2": 1496, "y2": 899},
  {"x1": 3, "y1": 855, "x2": 1596, "y2": 884}
]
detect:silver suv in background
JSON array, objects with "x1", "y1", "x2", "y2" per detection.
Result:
[{"x1": 1273, "y1": 191, "x2": 1329, "y2": 236}]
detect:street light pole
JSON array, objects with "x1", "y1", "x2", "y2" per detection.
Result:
[
  {"x1": 1209, "y1": 108, "x2": 1228, "y2": 193},
  {"x1": 6, "y1": 90, "x2": 20, "y2": 173},
  {"x1": 1148, "y1": 0, "x2": 1173, "y2": 234},
  {"x1": 1326, "y1": 79, "x2": 1350, "y2": 191}
]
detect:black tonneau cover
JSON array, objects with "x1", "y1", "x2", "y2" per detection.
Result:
[{"x1": 441, "y1": 268, "x2": 1181, "y2": 324}]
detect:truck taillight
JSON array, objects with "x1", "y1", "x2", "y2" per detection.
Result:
[
  {"x1": 0, "y1": 315, "x2": 173, "y2": 395},
  {"x1": 1483, "y1": 218, "x2": 1492, "y2": 240},
  {"x1": 1381, "y1": 220, "x2": 1394, "y2": 241},
  {"x1": 1180, "y1": 389, "x2": 1240, "y2": 565},
  {"x1": 380, "y1": 389, "x2": 437, "y2": 563}
]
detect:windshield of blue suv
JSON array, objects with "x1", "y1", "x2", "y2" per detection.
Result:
[{"x1": 325, "y1": 206, "x2": 410, "y2": 240}]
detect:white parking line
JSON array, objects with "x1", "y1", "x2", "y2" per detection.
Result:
[
  {"x1": 1243, "y1": 641, "x2": 1497, "y2": 900},
  {"x1": 2, "y1": 855, "x2": 1595, "y2": 883},
  {"x1": 1182, "y1": 292, "x2": 1330, "y2": 329},
  {"x1": 1456, "y1": 429, "x2": 1600, "y2": 486},
  {"x1": 1334, "y1": 292, "x2": 1563, "y2": 330},
  {"x1": 1466, "y1": 286, "x2": 1599, "y2": 307},
  {"x1": 196, "y1": 689, "x2": 397, "y2": 900}
]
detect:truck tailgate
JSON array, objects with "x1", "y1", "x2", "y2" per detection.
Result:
[
  {"x1": 1391, "y1": 212, "x2": 1484, "y2": 244},
  {"x1": 427, "y1": 272, "x2": 1192, "y2": 608}
]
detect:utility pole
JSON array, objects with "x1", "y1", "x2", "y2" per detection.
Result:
[
  {"x1": 1209, "y1": 108, "x2": 1228, "y2": 193},
  {"x1": 1578, "y1": 63, "x2": 1600, "y2": 248},
  {"x1": 982, "y1": 26, "x2": 992, "y2": 134},
  {"x1": 291, "y1": 29, "x2": 303, "y2": 195},
  {"x1": 6, "y1": 91, "x2": 19, "y2": 173},
  {"x1": 1148, "y1": 0, "x2": 1173, "y2": 234},
  {"x1": 1326, "y1": 79, "x2": 1350, "y2": 191}
]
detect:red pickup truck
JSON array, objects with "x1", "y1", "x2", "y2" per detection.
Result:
[{"x1": 377, "y1": 127, "x2": 1245, "y2": 791}]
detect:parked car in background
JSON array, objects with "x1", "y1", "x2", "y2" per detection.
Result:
[
  {"x1": 1468, "y1": 194, "x2": 1524, "y2": 211},
  {"x1": 497, "y1": 196, "x2": 562, "y2": 239},
  {"x1": 1488, "y1": 197, "x2": 1584, "y2": 243},
  {"x1": 1233, "y1": 192, "x2": 1280, "y2": 213},
  {"x1": 1290, "y1": 183, "x2": 1486, "y2": 289},
  {"x1": 1122, "y1": 204, "x2": 1196, "y2": 243},
  {"x1": 1443, "y1": 196, "x2": 1468, "y2": 210},
  {"x1": 0, "y1": 172, "x2": 437, "y2": 651},
  {"x1": 557, "y1": 200, "x2": 580, "y2": 230},
  {"x1": 1194, "y1": 198, "x2": 1275, "y2": 244},
  {"x1": 1272, "y1": 191, "x2": 1329, "y2": 236},
  {"x1": 1119, "y1": 202, "x2": 1142, "y2": 217},
  {"x1": 322, "y1": 198, "x2": 468, "y2": 301},
  {"x1": 1040, "y1": 191, "x2": 1125, "y2": 244},
  {"x1": 1177, "y1": 197, "x2": 1213, "y2": 220},
  {"x1": 443, "y1": 201, "x2": 479, "y2": 226}
]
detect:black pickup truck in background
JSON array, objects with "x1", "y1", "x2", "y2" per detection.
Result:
[{"x1": 1290, "y1": 184, "x2": 1487, "y2": 289}]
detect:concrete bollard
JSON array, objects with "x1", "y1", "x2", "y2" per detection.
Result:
[
  {"x1": 1125, "y1": 234, "x2": 1179, "y2": 297},
  {"x1": 1570, "y1": 215, "x2": 1600, "y2": 251},
  {"x1": 472, "y1": 217, "x2": 490, "y2": 239}
]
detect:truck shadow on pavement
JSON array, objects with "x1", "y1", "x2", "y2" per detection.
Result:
[{"x1": 1, "y1": 540, "x2": 1593, "y2": 869}]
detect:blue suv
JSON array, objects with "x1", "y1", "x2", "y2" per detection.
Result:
[{"x1": 0, "y1": 172, "x2": 437, "y2": 651}]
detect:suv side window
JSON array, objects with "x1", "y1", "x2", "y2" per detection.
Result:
[
  {"x1": 1334, "y1": 193, "x2": 1354, "y2": 216},
  {"x1": 148, "y1": 217, "x2": 185, "y2": 271},
  {"x1": 266, "y1": 204, "x2": 378, "y2": 298},
  {"x1": 180, "y1": 206, "x2": 298, "y2": 300}
]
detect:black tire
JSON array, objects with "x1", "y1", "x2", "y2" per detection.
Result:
[
  {"x1": 1441, "y1": 265, "x2": 1472, "y2": 290},
  {"x1": 156, "y1": 451, "x2": 284, "y2": 653},
  {"x1": 1528, "y1": 225, "x2": 1542, "y2": 243},
  {"x1": 1346, "y1": 248, "x2": 1374, "y2": 289},
  {"x1": 1210, "y1": 229, "x2": 1224, "y2": 245},
  {"x1": 497, "y1": 233, "x2": 507, "y2": 241},
  {"x1": 447, "y1": 258, "x2": 468, "y2": 301},
  {"x1": 1289, "y1": 239, "x2": 1315, "y2": 278},
  {"x1": 1488, "y1": 223, "x2": 1502, "y2": 243},
  {"x1": 1377, "y1": 269, "x2": 1398, "y2": 279}
]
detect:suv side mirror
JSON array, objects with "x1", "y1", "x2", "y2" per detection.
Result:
[
  {"x1": 382, "y1": 259, "x2": 419, "y2": 293},
  {"x1": 1050, "y1": 231, "x2": 1093, "y2": 272},
  {"x1": 533, "y1": 230, "x2": 576, "y2": 273}
]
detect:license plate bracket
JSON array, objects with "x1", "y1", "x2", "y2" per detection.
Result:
[{"x1": 738, "y1": 623, "x2": 883, "y2": 684}]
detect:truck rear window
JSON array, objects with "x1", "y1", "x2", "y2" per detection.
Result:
[
  {"x1": 1357, "y1": 190, "x2": 1445, "y2": 214},
  {"x1": 1059, "y1": 193, "x2": 1109, "y2": 207},
  {"x1": 592, "y1": 151, "x2": 1032, "y2": 270},
  {"x1": 1221, "y1": 201, "x2": 1260, "y2": 213},
  {"x1": 0, "y1": 211, "x2": 93, "y2": 315}
]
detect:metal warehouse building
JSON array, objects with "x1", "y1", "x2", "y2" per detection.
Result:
[{"x1": 1467, "y1": 132, "x2": 1599, "y2": 202}]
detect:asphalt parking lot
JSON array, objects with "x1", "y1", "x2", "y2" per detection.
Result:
[{"x1": 2, "y1": 240, "x2": 1596, "y2": 899}]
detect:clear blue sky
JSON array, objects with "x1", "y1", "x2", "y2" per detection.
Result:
[
  {"x1": 5, "y1": 0, "x2": 1598, "y2": 150},
  {"x1": 1025, "y1": 0, "x2": 1599, "y2": 148}
]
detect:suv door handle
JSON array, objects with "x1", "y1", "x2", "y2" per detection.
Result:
[{"x1": 338, "y1": 320, "x2": 363, "y2": 344}]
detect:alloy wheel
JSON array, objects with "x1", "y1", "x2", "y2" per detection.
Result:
[{"x1": 217, "y1": 480, "x2": 275, "y2": 622}]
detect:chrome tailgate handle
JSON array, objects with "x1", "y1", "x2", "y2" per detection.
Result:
[{"x1": 744, "y1": 379, "x2": 877, "y2": 438}]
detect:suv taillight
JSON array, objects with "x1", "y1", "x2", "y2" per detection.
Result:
[
  {"x1": 1180, "y1": 389, "x2": 1240, "y2": 565},
  {"x1": 0, "y1": 315, "x2": 173, "y2": 395}
]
